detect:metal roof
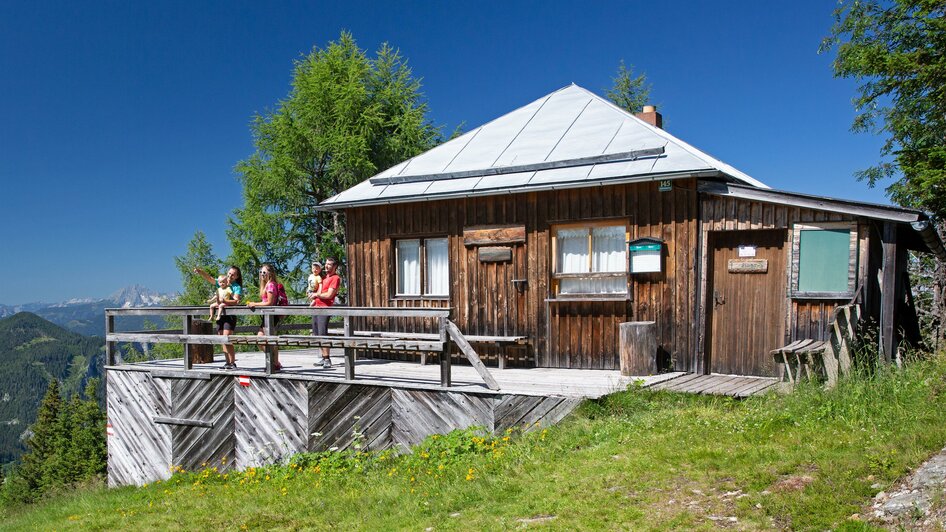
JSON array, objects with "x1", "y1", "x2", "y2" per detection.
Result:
[{"x1": 321, "y1": 84, "x2": 768, "y2": 210}]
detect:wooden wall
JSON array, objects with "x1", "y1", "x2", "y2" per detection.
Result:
[
  {"x1": 697, "y1": 194, "x2": 872, "y2": 373},
  {"x1": 346, "y1": 179, "x2": 699, "y2": 371}
]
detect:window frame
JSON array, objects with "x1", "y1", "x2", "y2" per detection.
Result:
[
  {"x1": 550, "y1": 220, "x2": 629, "y2": 298},
  {"x1": 790, "y1": 221, "x2": 858, "y2": 299},
  {"x1": 393, "y1": 236, "x2": 450, "y2": 299}
]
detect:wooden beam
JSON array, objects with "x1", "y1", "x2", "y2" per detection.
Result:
[
  {"x1": 263, "y1": 314, "x2": 275, "y2": 375},
  {"x1": 880, "y1": 221, "x2": 898, "y2": 363},
  {"x1": 463, "y1": 225, "x2": 526, "y2": 246},
  {"x1": 446, "y1": 321, "x2": 501, "y2": 391},
  {"x1": 107, "y1": 332, "x2": 445, "y2": 352},
  {"x1": 344, "y1": 316, "x2": 355, "y2": 380},
  {"x1": 183, "y1": 315, "x2": 193, "y2": 371},
  {"x1": 153, "y1": 416, "x2": 213, "y2": 428},
  {"x1": 105, "y1": 306, "x2": 452, "y2": 319},
  {"x1": 105, "y1": 314, "x2": 116, "y2": 366},
  {"x1": 370, "y1": 147, "x2": 666, "y2": 185},
  {"x1": 439, "y1": 317, "x2": 451, "y2": 387}
]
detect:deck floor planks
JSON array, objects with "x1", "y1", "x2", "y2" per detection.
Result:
[
  {"x1": 733, "y1": 379, "x2": 778, "y2": 398},
  {"x1": 688, "y1": 375, "x2": 743, "y2": 395},
  {"x1": 119, "y1": 349, "x2": 684, "y2": 399},
  {"x1": 677, "y1": 375, "x2": 733, "y2": 394},
  {"x1": 726, "y1": 378, "x2": 777, "y2": 397},
  {"x1": 649, "y1": 373, "x2": 703, "y2": 391},
  {"x1": 117, "y1": 351, "x2": 778, "y2": 399},
  {"x1": 711, "y1": 377, "x2": 762, "y2": 396},
  {"x1": 645, "y1": 373, "x2": 778, "y2": 397}
]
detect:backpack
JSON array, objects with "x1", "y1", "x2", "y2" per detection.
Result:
[{"x1": 275, "y1": 283, "x2": 289, "y2": 306}]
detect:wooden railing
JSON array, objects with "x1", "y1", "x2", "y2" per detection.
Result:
[{"x1": 104, "y1": 306, "x2": 498, "y2": 389}]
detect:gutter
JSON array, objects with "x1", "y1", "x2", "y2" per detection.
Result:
[{"x1": 911, "y1": 220, "x2": 946, "y2": 263}]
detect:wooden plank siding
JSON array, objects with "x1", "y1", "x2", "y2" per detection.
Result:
[
  {"x1": 345, "y1": 179, "x2": 700, "y2": 371},
  {"x1": 696, "y1": 194, "x2": 871, "y2": 374}
]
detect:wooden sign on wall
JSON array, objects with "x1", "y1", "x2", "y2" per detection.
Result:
[
  {"x1": 478, "y1": 246, "x2": 513, "y2": 262},
  {"x1": 463, "y1": 224, "x2": 526, "y2": 246},
  {"x1": 728, "y1": 258, "x2": 768, "y2": 273}
]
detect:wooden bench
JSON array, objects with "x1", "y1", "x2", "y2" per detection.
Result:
[
  {"x1": 770, "y1": 304, "x2": 860, "y2": 387},
  {"x1": 348, "y1": 331, "x2": 527, "y2": 368}
]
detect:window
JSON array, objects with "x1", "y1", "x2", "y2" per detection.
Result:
[
  {"x1": 791, "y1": 222, "x2": 857, "y2": 298},
  {"x1": 396, "y1": 238, "x2": 449, "y2": 297},
  {"x1": 553, "y1": 223, "x2": 628, "y2": 295}
]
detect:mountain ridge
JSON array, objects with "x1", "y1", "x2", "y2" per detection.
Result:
[
  {"x1": 0, "y1": 312, "x2": 105, "y2": 465},
  {"x1": 0, "y1": 285, "x2": 174, "y2": 337}
]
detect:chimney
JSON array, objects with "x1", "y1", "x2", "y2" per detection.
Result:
[{"x1": 636, "y1": 105, "x2": 662, "y2": 129}]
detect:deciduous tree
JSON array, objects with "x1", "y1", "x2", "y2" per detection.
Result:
[
  {"x1": 228, "y1": 32, "x2": 440, "y2": 294},
  {"x1": 822, "y1": 0, "x2": 946, "y2": 347}
]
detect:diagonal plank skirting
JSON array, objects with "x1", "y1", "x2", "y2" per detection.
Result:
[{"x1": 107, "y1": 367, "x2": 580, "y2": 486}]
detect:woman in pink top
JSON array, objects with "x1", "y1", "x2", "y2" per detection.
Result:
[{"x1": 247, "y1": 264, "x2": 282, "y2": 371}]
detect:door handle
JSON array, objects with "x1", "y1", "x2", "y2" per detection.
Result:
[{"x1": 714, "y1": 290, "x2": 725, "y2": 307}]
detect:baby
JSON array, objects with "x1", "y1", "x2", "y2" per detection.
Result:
[{"x1": 207, "y1": 274, "x2": 233, "y2": 321}]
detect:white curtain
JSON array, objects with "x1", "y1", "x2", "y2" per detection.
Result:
[
  {"x1": 557, "y1": 225, "x2": 627, "y2": 295},
  {"x1": 558, "y1": 228, "x2": 588, "y2": 294},
  {"x1": 397, "y1": 240, "x2": 420, "y2": 295},
  {"x1": 592, "y1": 226, "x2": 627, "y2": 294},
  {"x1": 425, "y1": 238, "x2": 449, "y2": 295}
]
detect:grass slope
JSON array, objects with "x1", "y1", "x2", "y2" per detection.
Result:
[{"x1": 5, "y1": 354, "x2": 946, "y2": 530}]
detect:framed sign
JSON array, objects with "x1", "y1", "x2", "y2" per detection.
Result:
[{"x1": 628, "y1": 237, "x2": 664, "y2": 274}]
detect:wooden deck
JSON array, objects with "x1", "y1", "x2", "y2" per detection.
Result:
[
  {"x1": 118, "y1": 350, "x2": 780, "y2": 398},
  {"x1": 118, "y1": 348, "x2": 684, "y2": 399},
  {"x1": 648, "y1": 373, "x2": 783, "y2": 397}
]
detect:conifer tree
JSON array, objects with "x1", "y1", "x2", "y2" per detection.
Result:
[{"x1": 17, "y1": 380, "x2": 65, "y2": 498}]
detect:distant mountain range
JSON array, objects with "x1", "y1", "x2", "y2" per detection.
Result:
[
  {"x1": 0, "y1": 313, "x2": 105, "y2": 465},
  {"x1": 0, "y1": 285, "x2": 175, "y2": 337}
]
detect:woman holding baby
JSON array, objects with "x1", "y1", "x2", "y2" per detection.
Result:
[{"x1": 194, "y1": 266, "x2": 244, "y2": 370}]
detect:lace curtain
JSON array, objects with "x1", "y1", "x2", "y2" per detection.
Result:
[{"x1": 557, "y1": 225, "x2": 627, "y2": 294}]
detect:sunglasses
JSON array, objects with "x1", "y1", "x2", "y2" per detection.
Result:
[{"x1": 259, "y1": 270, "x2": 269, "y2": 275}]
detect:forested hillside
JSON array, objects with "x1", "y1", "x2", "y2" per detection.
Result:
[{"x1": 0, "y1": 313, "x2": 104, "y2": 465}]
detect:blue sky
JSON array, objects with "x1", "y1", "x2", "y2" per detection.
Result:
[{"x1": 1, "y1": 0, "x2": 893, "y2": 305}]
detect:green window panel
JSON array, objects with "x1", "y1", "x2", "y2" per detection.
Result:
[{"x1": 797, "y1": 229, "x2": 851, "y2": 293}]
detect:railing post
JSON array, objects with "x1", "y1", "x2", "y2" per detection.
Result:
[
  {"x1": 343, "y1": 314, "x2": 355, "y2": 380},
  {"x1": 105, "y1": 312, "x2": 116, "y2": 366},
  {"x1": 439, "y1": 316, "x2": 451, "y2": 387},
  {"x1": 263, "y1": 313, "x2": 274, "y2": 375},
  {"x1": 183, "y1": 314, "x2": 193, "y2": 370}
]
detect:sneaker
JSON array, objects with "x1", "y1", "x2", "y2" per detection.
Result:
[
  {"x1": 223, "y1": 362, "x2": 236, "y2": 370},
  {"x1": 321, "y1": 358, "x2": 332, "y2": 369}
]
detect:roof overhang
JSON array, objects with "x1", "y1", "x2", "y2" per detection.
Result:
[
  {"x1": 699, "y1": 181, "x2": 924, "y2": 222},
  {"x1": 700, "y1": 181, "x2": 946, "y2": 260}
]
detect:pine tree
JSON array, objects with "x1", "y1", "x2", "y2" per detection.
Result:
[{"x1": 17, "y1": 380, "x2": 65, "y2": 499}]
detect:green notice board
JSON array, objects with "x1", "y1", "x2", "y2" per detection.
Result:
[{"x1": 797, "y1": 229, "x2": 851, "y2": 293}]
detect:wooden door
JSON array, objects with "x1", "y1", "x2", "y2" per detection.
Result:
[{"x1": 705, "y1": 230, "x2": 786, "y2": 376}]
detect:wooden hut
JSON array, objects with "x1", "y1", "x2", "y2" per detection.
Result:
[{"x1": 321, "y1": 84, "x2": 945, "y2": 376}]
